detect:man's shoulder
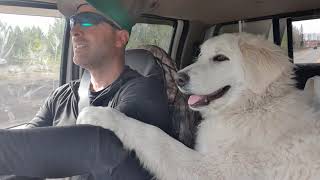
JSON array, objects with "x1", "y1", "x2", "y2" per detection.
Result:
[
  {"x1": 121, "y1": 66, "x2": 163, "y2": 91},
  {"x1": 116, "y1": 75, "x2": 168, "y2": 109},
  {"x1": 123, "y1": 75, "x2": 163, "y2": 93}
]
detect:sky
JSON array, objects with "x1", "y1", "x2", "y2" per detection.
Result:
[
  {"x1": 0, "y1": 13, "x2": 64, "y2": 33},
  {"x1": 292, "y1": 19, "x2": 320, "y2": 34}
]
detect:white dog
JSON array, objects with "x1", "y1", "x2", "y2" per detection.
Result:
[{"x1": 77, "y1": 33, "x2": 320, "y2": 180}]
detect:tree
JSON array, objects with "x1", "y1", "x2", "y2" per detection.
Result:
[
  {"x1": 7, "y1": 26, "x2": 47, "y2": 65},
  {"x1": 9, "y1": 26, "x2": 25, "y2": 61},
  {"x1": 299, "y1": 25, "x2": 304, "y2": 47},
  {"x1": 126, "y1": 23, "x2": 173, "y2": 51},
  {"x1": 0, "y1": 21, "x2": 16, "y2": 62},
  {"x1": 0, "y1": 17, "x2": 65, "y2": 70},
  {"x1": 46, "y1": 19, "x2": 65, "y2": 62},
  {"x1": 22, "y1": 26, "x2": 48, "y2": 66},
  {"x1": 292, "y1": 26, "x2": 303, "y2": 49}
]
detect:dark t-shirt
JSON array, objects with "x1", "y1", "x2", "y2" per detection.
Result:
[
  {"x1": 27, "y1": 66, "x2": 171, "y2": 132},
  {"x1": 5, "y1": 66, "x2": 171, "y2": 180}
]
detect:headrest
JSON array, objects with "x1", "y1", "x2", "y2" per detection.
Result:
[
  {"x1": 303, "y1": 76, "x2": 320, "y2": 110},
  {"x1": 125, "y1": 48, "x2": 163, "y2": 79}
]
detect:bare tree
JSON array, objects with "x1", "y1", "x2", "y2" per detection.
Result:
[{"x1": 0, "y1": 21, "x2": 16, "y2": 61}]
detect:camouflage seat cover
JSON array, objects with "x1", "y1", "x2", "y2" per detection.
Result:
[{"x1": 139, "y1": 45, "x2": 200, "y2": 148}]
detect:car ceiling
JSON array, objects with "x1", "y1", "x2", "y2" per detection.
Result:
[
  {"x1": 20, "y1": 0, "x2": 320, "y2": 24},
  {"x1": 152, "y1": 0, "x2": 320, "y2": 24}
]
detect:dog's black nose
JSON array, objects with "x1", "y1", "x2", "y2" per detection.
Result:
[{"x1": 175, "y1": 72, "x2": 190, "y2": 87}]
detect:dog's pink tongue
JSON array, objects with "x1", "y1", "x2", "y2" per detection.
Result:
[{"x1": 188, "y1": 95, "x2": 203, "y2": 105}]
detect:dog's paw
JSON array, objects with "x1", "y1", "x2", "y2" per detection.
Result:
[{"x1": 77, "y1": 106, "x2": 119, "y2": 131}]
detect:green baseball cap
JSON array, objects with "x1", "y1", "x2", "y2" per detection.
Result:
[
  {"x1": 86, "y1": 0, "x2": 133, "y2": 33},
  {"x1": 58, "y1": 0, "x2": 156, "y2": 33}
]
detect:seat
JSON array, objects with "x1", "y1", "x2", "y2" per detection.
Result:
[
  {"x1": 294, "y1": 64, "x2": 320, "y2": 89},
  {"x1": 304, "y1": 76, "x2": 320, "y2": 110},
  {"x1": 294, "y1": 64, "x2": 320, "y2": 110},
  {"x1": 138, "y1": 45, "x2": 200, "y2": 148}
]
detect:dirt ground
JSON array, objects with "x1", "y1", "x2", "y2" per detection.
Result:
[{"x1": 0, "y1": 65, "x2": 59, "y2": 129}]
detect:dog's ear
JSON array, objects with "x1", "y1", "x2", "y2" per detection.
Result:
[{"x1": 238, "y1": 34, "x2": 291, "y2": 94}]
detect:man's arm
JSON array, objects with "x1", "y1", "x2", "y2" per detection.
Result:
[
  {"x1": 25, "y1": 98, "x2": 54, "y2": 128},
  {"x1": 26, "y1": 82, "x2": 80, "y2": 128},
  {"x1": 25, "y1": 85, "x2": 64, "y2": 128},
  {"x1": 0, "y1": 126, "x2": 127, "y2": 178},
  {"x1": 0, "y1": 85, "x2": 65, "y2": 179}
]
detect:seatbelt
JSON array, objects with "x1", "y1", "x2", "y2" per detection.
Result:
[{"x1": 78, "y1": 70, "x2": 91, "y2": 113}]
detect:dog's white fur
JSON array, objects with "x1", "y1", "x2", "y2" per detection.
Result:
[{"x1": 77, "y1": 33, "x2": 320, "y2": 180}]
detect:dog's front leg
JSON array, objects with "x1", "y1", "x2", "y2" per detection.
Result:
[{"x1": 77, "y1": 107, "x2": 224, "y2": 180}]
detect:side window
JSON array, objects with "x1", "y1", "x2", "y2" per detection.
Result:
[
  {"x1": 0, "y1": 8, "x2": 65, "y2": 128},
  {"x1": 126, "y1": 23, "x2": 175, "y2": 53},
  {"x1": 292, "y1": 18, "x2": 320, "y2": 64}
]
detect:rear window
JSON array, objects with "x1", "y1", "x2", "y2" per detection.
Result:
[
  {"x1": 127, "y1": 23, "x2": 174, "y2": 53},
  {"x1": 211, "y1": 19, "x2": 274, "y2": 41}
]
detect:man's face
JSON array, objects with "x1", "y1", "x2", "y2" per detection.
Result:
[{"x1": 71, "y1": 4, "x2": 120, "y2": 69}]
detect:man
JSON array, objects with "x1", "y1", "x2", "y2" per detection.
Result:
[{"x1": 0, "y1": 0, "x2": 171, "y2": 179}]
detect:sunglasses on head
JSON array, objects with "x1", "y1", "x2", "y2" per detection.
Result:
[{"x1": 70, "y1": 12, "x2": 121, "y2": 30}]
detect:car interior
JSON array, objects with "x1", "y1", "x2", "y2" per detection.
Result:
[{"x1": 0, "y1": 0, "x2": 319, "y2": 159}]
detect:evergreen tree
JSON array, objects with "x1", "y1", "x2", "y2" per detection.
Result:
[{"x1": 0, "y1": 21, "x2": 16, "y2": 63}]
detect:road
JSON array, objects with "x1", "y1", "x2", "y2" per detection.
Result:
[{"x1": 294, "y1": 48, "x2": 320, "y2": 64}]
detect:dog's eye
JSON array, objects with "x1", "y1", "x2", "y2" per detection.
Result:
[{"x1": 212, "y1": 54, "x2": 229, "y2": 62}]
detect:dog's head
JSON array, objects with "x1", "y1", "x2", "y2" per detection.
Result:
[{"x1": 176, "y1": 33, "x2": 293, "y2": 114}]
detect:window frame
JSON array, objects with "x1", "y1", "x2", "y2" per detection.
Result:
[{"x1": 0, "y1": 0, "x2": 56, "y2": 10}]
